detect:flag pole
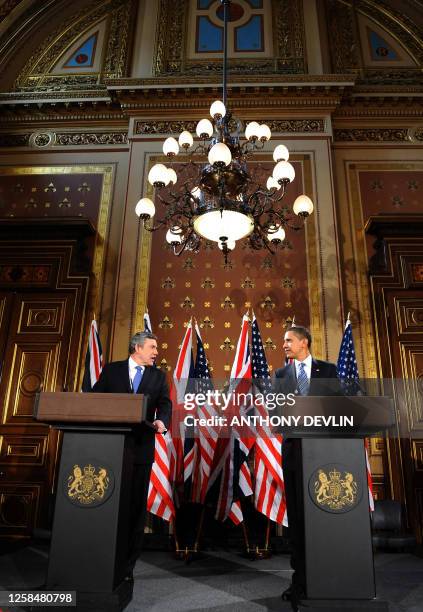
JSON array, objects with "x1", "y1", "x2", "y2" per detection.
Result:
[
  {"x1": 194, "y1": 505, "x2": 206, "y2": 553},
  {"x1": 241, "y1": 520, "x2": 251, "y2": 556}
]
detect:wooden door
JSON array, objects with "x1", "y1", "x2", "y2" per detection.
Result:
[
  {"x1": 0, "y1": 220, "x2": 94, "y2": 538},
  {"x1": 366, "y1": 215, "x2": 423, "y2": 542}
]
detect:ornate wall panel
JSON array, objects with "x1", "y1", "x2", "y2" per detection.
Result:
[
  {"x1": 0, "y1": 227, "x2": 94, "y2": 537},
  {"x1": 0, "y1": 165, "x2": 114, "y2": 316},
  {"x1": 326, "y1": 0, "x2": 422, "y2": 84},
  {"x1": 357, "y1": 166, "x2": 423, "y2": 257},
  {"x1": 136, "y1": 154, "x2": 320, "y2": 380},
  {"x1": 153, "y1": 0, "x2": 306, "y2": 76},
  {"x1": 14, "y1": 0, "x2": 136, "y2": 90},
  {"x1": 341, "y1": 162, "x2": 423, "y2": 381},
  {"x1": 0, "y1": 434, "x2": 48, "y2": 466},
  {"x1": 365, "y1": 217, "x2": 423, "y2": 540}
]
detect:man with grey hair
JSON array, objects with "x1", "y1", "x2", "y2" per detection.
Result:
[{"x1": 92, "y1": 331, "x2": 171, "y2": 581}]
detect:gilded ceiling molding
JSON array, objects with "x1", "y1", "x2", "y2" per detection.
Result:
[
  {"x1": 153, "y1": 0, "x2": 306, "y2": 76},
  {"x1": 0, "y1": 130, "x2": 129, "y2": 147},
  {"x1": 0, "y1": 133, "x2": 30, "y2": 146},
  {"x1": 333, "y1": 128, "x2": 409, "y2": 142},
  {"x1": 106, "y1": 74, "x2": 355, "y2": 86},
  {"x1": 325, "y1": 0, "x2": 361, "y2": 74},
  {"x1": 0, "y1": 1, "x2": 22, "y2": 23},
  {"x1": 134, "y1": 119, "x2": 325, "y2": 136},
  {"x1": 15, "y1": 0, "x2": 135, "y2": 91},
  {"x1": 0, "y1": 111, "x2": 126, "y2": 124},
  {"x1": 357, "y1": 0, "x2": 423, "y2": 65},
  {"x1": 326, "y1": 0, "x2": 423, "y2": 84}
]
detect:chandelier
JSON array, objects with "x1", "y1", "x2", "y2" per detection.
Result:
[{"x1": 135, "y1": 0, "x2": 314, "y2": 262}]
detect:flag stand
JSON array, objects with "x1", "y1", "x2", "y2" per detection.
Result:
[
  {"x1": 252, "y1": 518, "x2": 272, "y2": 559},
  {"x1": 242, "y1": 515, "x2": 272, "y2": 560},
  {"x1": 174, "y1": 505, "x2": 205, "y2": 563}
]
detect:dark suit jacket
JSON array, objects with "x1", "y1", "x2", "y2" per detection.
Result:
[
  {"x1": 92, "y1": 360, "x2": 172, "y2": 464},
  {"x1": 274, "y1": 358, "x2": 342, "y2": 397},
  {"x1": 273, "y1": 358, "x2": 343, "y2": 465}
]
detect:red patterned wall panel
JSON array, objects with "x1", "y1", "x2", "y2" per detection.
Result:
[
  {"x1": 0, "y1": 172, "x2": 103, "y2": 224},
  {"x1": 147, "y1": 159, "x2": 310, "y2": 379}
]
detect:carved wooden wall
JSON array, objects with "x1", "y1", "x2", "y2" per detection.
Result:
[
  {"x1": 366, "y1": 215, "x2": 423, "y2": 543},
  {"x1": 0, "y1": 220, "x2": 94, "y2": 537}
]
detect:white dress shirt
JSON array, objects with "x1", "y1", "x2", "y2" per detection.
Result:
[
  {"x1": 294, "y1": 353, "x2": 312, "y2": 382},
  {"x1": 128, "y1": 356, "x2": 144, "y2": 389}
]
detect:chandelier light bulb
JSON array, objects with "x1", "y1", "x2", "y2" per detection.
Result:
[
  {"x1": 166, "y1": 229, "x2": 183, "y2": 244},
  {"x1": 210, "y1": 100, "x2": 226, "y2": 119},
  {"x1": 196, "y1": 119, "x2": 214, "y2": 139},
  {"x1": 208, "y1": 142, "x2": 232, "y2": 167},
  {"x1": 258, "y1": 124, "x2": 271, "y2": 141},
  {"x1": 273, "y1": 144, "x2": 289, "y2": 162},
  {"x1": 163, "y1": 137, "x2": 179, "y2": 157},
  {"x1": 266, "y1": 176, "x2": 280, "y2": 191},
  {"x1": 267, "y1": 226, "x2": 286, "y2": 243},
  {"x1": 135, "y1": 197, "x2": 155, "y2": 218},
  {"x1": 245, "y1": 121, "x2": 261, "y2": 141},
  {"x1": 293, "y1": 194, "x2": 314, "y2": 217},
  {"x1": 178, "y1": 130, "x2": 194, "y2": 149},
  {"x1": 148, "y1": 163, "x2": 170, "y2": 187},
  {"x1": 273, "y1": 161, "x2": 295, "y2": 184},
  {"x1": 167, "y1": 168, "x2": 177, "y2": 185}
]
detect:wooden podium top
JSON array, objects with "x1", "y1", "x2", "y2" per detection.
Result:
[{"x1": 34, "y1": 392, "x2": 146, "y2": 424}]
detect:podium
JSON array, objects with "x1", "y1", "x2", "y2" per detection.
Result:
[
  {"x1": 34, "y1": 392, "x2": 147, "y2": 611},
  {"x1": 277, "y1": 395, "x2": 395, "y2": 609}
]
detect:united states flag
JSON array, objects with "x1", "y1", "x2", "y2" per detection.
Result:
[
  {"x1": 189, "y1": 324, "x2": 219, "y2": 504},
  {"x1": 144, "y1": 311, "x2": 175, "y2": 521},
  {"x1": 81, "y1": 319, "x2": 103, "y2": 392},
  {"x1": 251, "y1": 314, "x2": 287, "y2": 525},
  {"x1": 337, "y1": 317, "x2": 374, "y2": 511}
]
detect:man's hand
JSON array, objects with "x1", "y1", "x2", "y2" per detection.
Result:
[{"x1": 152, "y1": 419, "x2": 166, "y2": 433}]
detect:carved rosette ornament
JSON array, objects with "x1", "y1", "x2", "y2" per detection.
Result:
[{"x1": 29, "y1": 131, "x2": 56, "y2": 148}]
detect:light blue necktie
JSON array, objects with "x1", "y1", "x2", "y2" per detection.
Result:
[
  {"x1": 132, "y1": 366, "x2": 143, "y2": 393},
  {"x1": 297, "y1": 362, "x2": 309, "y2": 396}
]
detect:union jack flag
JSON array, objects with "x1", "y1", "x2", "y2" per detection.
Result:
[
  {"x1": 81, "y1": 320, "x2": 103, "y2": 392},
  {"x1": 210, "y1": 314, "x2": 253, "y2": 523}
]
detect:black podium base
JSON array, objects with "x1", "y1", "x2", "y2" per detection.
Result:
[{"x1": 299, "y1": 599, "x2": 389, "y2": 611}]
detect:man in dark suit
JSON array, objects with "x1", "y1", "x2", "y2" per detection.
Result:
[
  {"x1": 92, "y1": 331, "x2": 172, "y2": 580},
  {"x1": 274, "y1": 325, "x2": 342, "y2": 609}
]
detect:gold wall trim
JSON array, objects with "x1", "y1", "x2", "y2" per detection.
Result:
[
  {"x1": 302, "y1": 154, "x2": 324, "y2": 360},
  {"x1": 334, "y1": 128, "x2": 410, "y2": 142},
  {"x1": 0, "y1": 131, "x2": 129, "y2": 148},
  {"x1": 134, "y1": 119, "x2": 326, "y2": 136}
]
